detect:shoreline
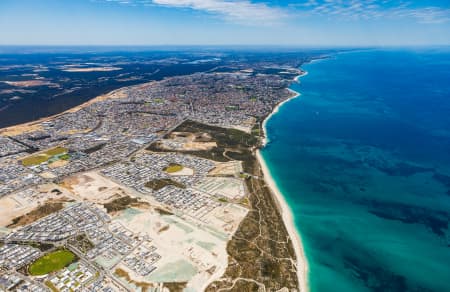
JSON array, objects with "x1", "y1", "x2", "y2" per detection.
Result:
[
  {"x1": 1, "y1": 66, "x2": 310, "y2": 290},
  {"x1": 261, "y1": 72, "x2": 305, "y2": 145},
  {"x1": 257, "y1": 71, "x2": 309, "y2": 292}
]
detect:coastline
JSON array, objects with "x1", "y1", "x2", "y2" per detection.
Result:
[
  {"x1": 0, "y1": 66, "x2": 310, "y2": 290},
  {"x1": 257, "y1": 72, "x2": 309, "y2": 292},
  {"x1": 261, "y1": 72, "x2": 305, "y2": 145}
]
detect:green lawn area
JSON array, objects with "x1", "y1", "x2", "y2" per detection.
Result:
[
  {"x1": 59, "y1": 153, "x2": 70, "y2": 160},
  {"x1": 44, "y1": 147, "x2": 68, "y2": 156},
  {"x1": 164, "y1": 163, "x2": 184, "y2": 173},
  {"x1": 21, "y1": 147, "x2": 68, "y2": 166},
  {"x1": 29, "y1": 249, "x2": 76, "y2": 276},
  {"x1": 21, "y1": 154, "x2": 49, "y2": 166}
]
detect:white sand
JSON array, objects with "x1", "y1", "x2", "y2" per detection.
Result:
[
  {"x1": 257, "y1": 72, "x2": 309, "y2": 292},
  {"x1": 256, "y1": 151, "x2": 309, "y2": 292},
  {"x1": 114, "y1": 209, "x2": 230, "y2": 291}
]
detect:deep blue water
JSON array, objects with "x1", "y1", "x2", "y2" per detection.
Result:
[{"x1": 261, "y1": 49, "x2": 450, "y2": 292}]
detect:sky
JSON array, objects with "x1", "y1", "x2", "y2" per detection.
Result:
[{"x1": 0, "y1": 0, "x2": 449, "y2": 46}]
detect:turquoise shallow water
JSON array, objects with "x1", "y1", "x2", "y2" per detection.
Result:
[{"x1": 261, "y1": 49, "x2": 450, "y2": 292}]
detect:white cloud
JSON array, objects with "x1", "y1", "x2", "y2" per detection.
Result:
[
  {"x1": 96, "y1": 0, "x2": 287, "y2": 25},
  {"x1": 393, "y1": 6, "x2": 450, "y2": 24},
  {"x1": 293, "y1": 0, "x2": 450, "y2": 23},
  {"x1": 153, "y1": 0, "x2": 286, "y2": 25},
  {"x1": 95, "y1": 0, "x2": 450, "y2": 24}
]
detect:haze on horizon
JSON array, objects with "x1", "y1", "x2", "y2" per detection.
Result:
[{"x1": 0, "y1": 0, "x2": 449, "y2": 47}]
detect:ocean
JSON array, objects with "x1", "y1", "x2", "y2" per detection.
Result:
[{"x1": 261, "y1": 49, "x2": 450, "y2": 291}]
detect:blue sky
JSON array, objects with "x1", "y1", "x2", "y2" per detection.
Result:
[{"x1": 0, "y1": 0, "x2": 449, "y2": 46}]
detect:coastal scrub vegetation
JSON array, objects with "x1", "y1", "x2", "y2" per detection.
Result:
[
  {"x1": 145, "y1": 178, "x2": 186, "y2": 191},
  {"x1": 103, "y1": 195, "x2": 148, "y2": 213},
  {"x1": 147, "y1": 119, "x2": 299, "y2": 290},
  {"x1": 8, "y1": 200, "x2": 65, "y2": 228},
  {"x1": 147, "y1": 120, "x2": 259, "y2": 169}
]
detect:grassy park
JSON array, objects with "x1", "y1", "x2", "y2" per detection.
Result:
[
  {"x1": 20, "y1": 147, "x2": 68, "y2": 166},
  {"x1": 29, "y1": 249, "x2": 76, "y2": 276},
  {"x1": 164, "y1": 163, "x2": 184, "y2": 173}
]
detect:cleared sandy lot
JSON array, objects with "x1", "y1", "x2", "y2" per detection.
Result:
[
  {"x1": 208, "y1": 160, "x2": 242, "y2": 177},
  {"x1": 0, "y1": 184, "x2": 74, "y2": 227},
  {"x1": 62, "y1": 171, "x2": 133, "y2": 204},
  {"x1": 112, "y1": 206, "x2": 233, "y2": 291}
]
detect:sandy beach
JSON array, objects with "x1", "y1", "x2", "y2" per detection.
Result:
[
  {"x1": 0, "y1": 66, "x2": 310, "y2": 290},
  {"x1": 256, "y1": 151, "x2": 309, "y2": 292},
  {"x1": 294, "y1": 71, "x2": 308, "y2": 82},
  {"x1": 257, "y1": 72, "x2": 309, "y2": 292}
]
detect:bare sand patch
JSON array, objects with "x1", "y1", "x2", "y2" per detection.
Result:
[
  {"x1": 62, "y1": 171, "x2": 132, "y2": 204},
  {"x1": 113, "y1": 209, "x2": 230, "y2": 291},
  {"x1": 169, "y1": 131, "x2": 212, "y2": 142},
  {"x1": 208, "y1": 161, "x2": 242, "y2": 177},
  {"x1": 39, "y1": 171, "x2": 57, "y2": 179},
  {"x1": 59, "y1": 128, "x2": 92, "y2": 135},
  {"x1": 61, "y1": 67, "x2": 122, "y2": 72},
  {"x1": 2, "y1": 80, "x2": 54, "y2": 87},
  {"x1": 0, "y1": 122, "x2": 43, "y2": 136},
  {"x1": 158, "y1": 131, "x2": 218, "y2": 151},
  {"x1": 48, "y1": 159, "x2": 69, "y2": 168},
  {"x1": 201, "y1": 203, "x2": 248, "y2": 235},
  {"x1": 184, "y1": 141, "x2": 217, "y2": 151},
  {"x1": 0, "y1": 195, "x2": 32, "y2": 227}
]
